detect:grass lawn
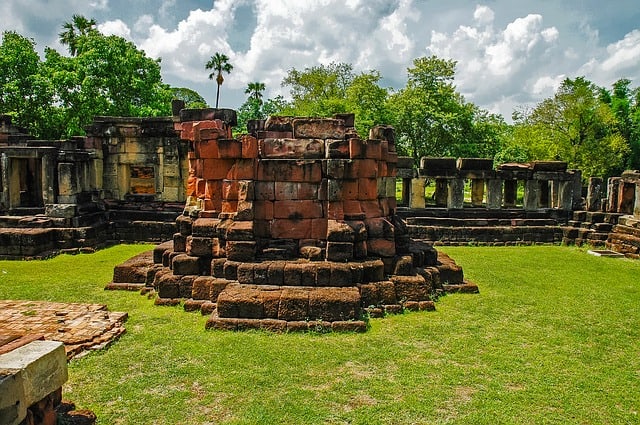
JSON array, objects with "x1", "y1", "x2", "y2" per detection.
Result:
[{"x1": 1, "y1": 244, "x2": 639, "y2": 424}]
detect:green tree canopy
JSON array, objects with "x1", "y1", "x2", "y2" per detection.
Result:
[
  {"x1": 171, "y1": 87, "x2": 208, "y2": 109},
  {"x1": 0, "y1": 18, "x2": 172, "y2": 139},
  {"x1": 516, "y1": 77, "x2": 629, "y2": 178},
  {"x1": 388, "y1": 56, "x2": 504, "y2": 161}
]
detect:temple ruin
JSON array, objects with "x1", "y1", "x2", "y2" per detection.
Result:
[{"x1": 142, "y1": 108, "x2": 476, "y2": 331}]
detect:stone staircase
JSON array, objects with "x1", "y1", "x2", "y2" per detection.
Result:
[
  {"x1": 606, "y1": 215, "x2": 640, "y2": 258},
  {"x1": 399, "y1": 207, "x2": 571, "y2": 245}
]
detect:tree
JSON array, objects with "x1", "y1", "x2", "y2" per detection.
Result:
[
  {"x1": 345, "y1": 71, "x2": 392, "y2": 137},
  {"x1": 281, "y1": 62, "x2": 355, "y2": 116},
  {"x1": 600, "y1": 78, "x2": 640, "y2": 169},
  {"x1": 171, "y1": 87, "x2": 208, "y2": 108},
  {"x1": 245, "y1": 82, "x2": 265, "y2": 103},
  {"x1": 58, "y1": 14, "x2": 97, "y2": 56},
  {"x1": 0, "y1": 31, "x2": 59, "y2": 138},
  {"x1": 515, "y1": 77, "x2": 629, "y2": 178},
  {"x1": 205, "y1": 52, "x2": 233, "y2": 108},
  {"x1": 388, "y1": 56, "x2": 500, "y2": 161}
]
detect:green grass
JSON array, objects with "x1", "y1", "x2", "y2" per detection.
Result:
[{"x1": 1, "y1": 245, "x2": 639, "y2": 424}]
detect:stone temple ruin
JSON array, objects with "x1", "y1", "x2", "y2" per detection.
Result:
[{"x1": 146, "y1": 108, "x2": 476, "y2": 331}]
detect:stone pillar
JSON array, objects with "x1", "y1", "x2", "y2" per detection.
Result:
[
  {"x1": 586, "y1": 177, "x2": 603, "y2": 211},
  {"x1": 539, "y1": 180, "x2": 550, "y2": 208},
  {"x1": 523, "y1": 180, "x2": 540, "y2": 211},
  {"x1": 470, "y1": 179, "x2": 485, "y2": 207},
  {"x1": 409, "y1": 177, "x2": 425, "y2": 209},
  {"x1": 634, "y1": 182, "x2": 640, "y2": 218},
  {"x1": 550, "y1": 180, "x2": 560, "y2": 208},
  {"x1": 571, "y1": 170, "x2": 583, "y2": 210},
  {"x1": 486, "y1": 179, "x2": 502, "y2": 209},
  {"x1": 607, "y1": 177, "x2": 620, "y2": 213},
  {"x1": 618, "y1": 182, "x2": 636, "y2": 214},
  {"x1": 503, "y1": 179, "x2": 517, "y2": 207},
  {"x1": 41, "y1": 153, "x2": 56, "y2": 206},
  {"x1": 434, "y1": 178, "x2": 448, "y2": 207},
  {"x1": 0, "y1": 153, "x2": 8, "y2": 210},
  {"x1": 57, "y1": 162, "x2": 77, "y2": 204},
  {"x1": 558, "y1": 181, "x2": 574, "y2": 210},
  {"x1": 447, "y1": 178, "x2": 464, "y2": 209},
  {"x1": 402, "y1": 178, "x2": 412, "y2": 206}
]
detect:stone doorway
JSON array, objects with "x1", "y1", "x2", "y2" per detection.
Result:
[{"x1": 10, "y1": 157, "x2": 44, "y2": 210}]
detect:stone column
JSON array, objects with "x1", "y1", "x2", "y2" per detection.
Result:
[
  {"x1": 571, "y1": 170, "x2": 583, "y2": 210},
  {"x1": 503, "y1": 179, "x2": 517, "y2": 207},
  {"x1": 409, "y1": 177, "x2": 426, "y2": 209},
  {"x1": 586, "y1": 177, "x2": 603, "y2": 211},
  {"x1": 0, "y1": 153, "x2": 8, "y2": 210},
  {"x1": 434, "y1": 178, "x2": 448, "y2": 207},
  {"x1": 607, "y1": 177, "x2": 620, "y2": 213},
  {"x1": 41, "y1": 153, "x2": 56, "y2": 206},
  {"x1": 634, "y1": 182, "x2": 640, "y2": 218},
  {"x1": 470, "y1": 179, "x2": 485, "y2": 207},
  {"x1": 57, "y1": 162, "x2": 77, "y2": 204},
  {"x1": 558, "y1": 181, "x2": 574, "y2": 210},
  {"x1": 550, "y1": 180, "x2": 560, "y2": 208},
  {"x1": 447, "y1": 178, "x2": 464, "y2": 209},
  {"x1": 523, "y1": 180, "x2": 540, "y2": 211},
  {"x1": 486, "y1": 179, "x2": 502, "y2": 209}
]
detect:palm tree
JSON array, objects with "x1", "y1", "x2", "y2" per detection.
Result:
[
  {"x1": 59, "y1": 14, "x2": 97, "y2": 56},
  {"x1": 245, "y1": 82, "x2": 266, "y2": 103},
  {"x1": 205, "y1": 52, "x2": 234, "y2": 108}
]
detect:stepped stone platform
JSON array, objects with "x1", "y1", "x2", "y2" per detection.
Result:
[{"x1": 0, "y1": 300, "x2": 127, "y2": 359}]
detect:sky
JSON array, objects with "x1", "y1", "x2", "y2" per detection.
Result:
[{"x1": 2, "y1": 0, "x2": 640, "y2": 122}]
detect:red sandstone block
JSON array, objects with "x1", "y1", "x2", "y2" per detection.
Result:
[
  {"x1": 326, "y1": 201, "x2": 344, "y2": 220},
  {"x1": 326, "y1": 242, "x2": 354, "y2": 262},
  {"x1": 187, "y1": 236, "x2": 213, "y2": 257},
  {"x1": 308, "y1": 287, "x2": 360, "y2": 322},
  {"x1": 227, "y1": 159, "x2": 257, "y2": 180},
  {"x1": 173, "y1": 122, "x2": 183, "y2": 132},
  {"x1": 387, "y1": 162, "x2": 397, "y2": 177},
  {"x1": 274, "y1": 200, "x2": 323, "y2": 219},
  {"x1": 240, "y1": 135, "x2": 259, "y2": 158},
  {"x1": 361, "y1": 201, "x2": 383, "y2": 218},
  {"x1": 293, "y1": 118, "x2": 345, "y2": 139},
  {"x1": 358, "y1": 178, "x2": 378, "y2": 201},
  {"x1": 378, "y1": 161, "x2": 388, "y2": 177},
  {"x1": 257, "y1": 130, "x2": 294, "y2": 139},
  {"x1": 278, "y1": 288, "x2": 310, "y2": 321},
  {"x1": 342, "y1": 179, "x2": 359, "y2": 200},
  {"x1": 254, "y1": 201, "x2": 274, "y2": 220},
  {"x1": 217, "y1": 139, "x2": 242, "y2": 159},
  {"x1": 365, "y1": 217, "x2": 395, "y2": 238},
  {"x1": 188, "y1": 150, "x2": 196, "y2": 160},
  {"x1": 237, "y1": 180, "x2": 254, "y2": 201},
  {"x1": 283, "y1": 263, "x2": 305, "y2": 286},
  {"x1": 222, "y1": 179, "x2": 239, "y2": 201},
  {"x1": 222, "y1": 200, "x2": 238, "y2": 213},
  {"x1": 254, "y1": 181, "x2": 275, "y2": 200},
  {"x1": 196, "y1": 139, "x2": 219, "y2": 159},
  {"x1": 343, "y1": 160, "x2": 360, "y2": 179},
  {"x1": 186, "y1": 176, "x2": 197, "y2": 197},
  {"x1": 365, "y1": 139, "x2": 382, "y2": 160},
  {"x1": 226, "y1": 221, "x2": 254, "y2": 241},
  {"x1": 202, "y1": 159, "x2": 234, "y2": 180},
  {"x1": 380, "y1": 141, "x2": 389, "y2": 160},
  {"x1": 343, "y1": 200, "x2": 362, "y2": 216},
  {"x1": 235, "y1": 200, "x2": 254, "y2": 221},
  {"x1": 271, "y1": 218, "x2": 312, "y2": 239},
  {"x1": 349, "y1": 138, "x2": 364, "y2": 159},
  {"x1": 196, "y1": 178, "x2": 206, "y2": 199},
  {"x1": 367, "y1": 238, "x2": 396, "y2": 257},
  {"x1": 261, "y1": 138, "x2": 325, "y2": 159},
  {"x1": 226, "y1": 241, "x2": 256, "y2": 262},
  {"x1": 311, "y1": 218, "x2": 328, "y2": 240},
  {"x1": 325, "y1": 139, "x2": 350, "y2": 159},
  {"x1": 386, "y1": 152, "x2": 398, "y2": 164},
  {"x1": 247, "y1": 219, "x2": 267, "y2": 238},
  {"x1": 274, "y1": 182, "x2": 320, "y2": 200},
  {"x1": 194, "y1": 120, "x2": 223, "y2": 131},
  {"x1": 257, "y1": 160, "x2": 323, "y2": 182},
  {"x1": 198, "y1": 127, "x2": 225, "y2": 142},
  {"x1": 357, "y1": 159, "x2": 379, "y2": 178},
  {"x1": 180, "y1": 122, "x2": 194, "y2": 140}
]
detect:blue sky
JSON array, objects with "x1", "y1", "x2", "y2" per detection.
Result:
[{"x1": 2, "y1": 0, "x2": 639, "y2": 121}]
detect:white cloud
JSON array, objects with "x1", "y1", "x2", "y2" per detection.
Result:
[
  {"x1": 601, "y1": 29, "x2": 640, "y2": 72},
  {"x1": 98, "y1": 19, "x2": 131, "y2": 39},
  {"x1": 473, "y1": 5, "x2": 494, "y2": 26}
]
